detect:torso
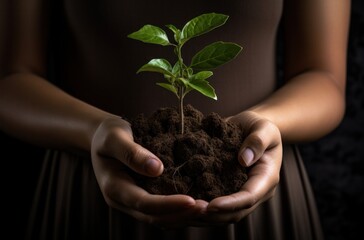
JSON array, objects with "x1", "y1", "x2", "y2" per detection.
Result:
[{"x1": 51, "y1": 0, "x2": 283, "y2": 118}]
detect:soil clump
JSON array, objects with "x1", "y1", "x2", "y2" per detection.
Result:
[{"x1": 130, "y1": 104, "x2": 248, "y2": 201}]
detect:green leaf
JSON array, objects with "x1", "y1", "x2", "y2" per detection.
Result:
[
  {"x1": 137, "y1": 59, "x2": 173, "y2": 76},
  {"x1": 180, "y1": 13, "x2": 229, "y2": 43},
  {"x1": 172, "y1": 62, "x2": 181, "y2": 75},
  {"x1": 156, "y1": 83, "x2": 178, "y2": 95},
  {"x1": 166, "y1": 24, "x2": 179, "y2": 33},
  {"x1": 191, "y1": 71, "x2": 213, "y2": 81},
  {"x1": 186, "y1": 68, "x2": 193, "y2": 78},
  {"x1": 166, "y1": 24, "x2": 181, "y2": 43},
  {"x1": 127, "y1": 25, "x2": 170, "y2": 46},
  {"x1": 187, "y1": 79, "x2": 217, "y2": 100},
  {"x1": 190, "y1": 41, "x2": 242, "y2": 70}
]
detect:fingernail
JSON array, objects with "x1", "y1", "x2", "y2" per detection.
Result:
[
  {"x1": 241, "y1": 148, "x2": 254, "y2": 166},
  {"x1": 145, "y1": 158, "x2": 162, "y2": 175}
]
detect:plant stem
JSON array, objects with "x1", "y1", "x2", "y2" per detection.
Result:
[
  {"x1": 176, "y1": 44, "x2": 185, "y2": 134},
  {"x1": 179, "y1": 87, "x2": 185, "y2": 135}
]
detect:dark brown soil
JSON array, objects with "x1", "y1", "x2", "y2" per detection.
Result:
[{"x1": 130, "y1": 104, "x2": 248, "y2": 201}]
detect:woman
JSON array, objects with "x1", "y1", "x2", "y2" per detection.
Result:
[{"x1": 0, "y1": 0, "x2": 350, "y2": 239}]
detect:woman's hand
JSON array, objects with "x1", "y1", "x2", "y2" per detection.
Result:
[
  {"x1": 90, "y1": 117, "x2": 208, "y2": 228},
  {"x1": 197, "y1": 111, "x2": 283, "y2": 224}
]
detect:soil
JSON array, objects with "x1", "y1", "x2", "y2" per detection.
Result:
[{"x1": 129, "y1": 104, "x2": 248, "y2": 201}]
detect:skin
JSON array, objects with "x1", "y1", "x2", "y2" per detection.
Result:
[{"x1": 0, "y1": 0, "x2": 350, "y2": 228}]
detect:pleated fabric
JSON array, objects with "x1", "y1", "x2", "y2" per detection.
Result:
[{"x1": 25, "y1": 145, "x2": 324, "y2": 240}]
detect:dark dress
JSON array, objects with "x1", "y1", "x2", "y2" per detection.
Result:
[{"x1": 26, "y1": 0, "x2": 324, "y2": 239}]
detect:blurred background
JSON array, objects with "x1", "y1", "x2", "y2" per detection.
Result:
[{"x1": 1, "y1": 1, "x2": 363, "y2": 239}]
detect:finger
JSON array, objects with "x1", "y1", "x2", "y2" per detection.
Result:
[
  {"x1": 197, "y1": 188, "x2": 276, "y2": 224},
  {"x1": 93, "y1": 154, "x2": 208, "y2": 227},
  {"x1": 123, "y1": 140, "x2": 164, "y2": 177},
  {"x1": 105, "y1": 168, "x2": 209, "y2": 226},
  {"x1": 92, "y1": 118, "x2": 164, "y2": 177},
  {"x1": 207, "y1": 153, "x2": 281, "y2": 213},
  {"x1": 104, "y1": 163, "x2": 200, "y2": 215},
  {"x1": 102, "y1": 130, "x2": 164, "y2": 177},
  {"x1": 150, "y1": 200, "x2": 209, "y2": 228},
  {"x1": 114, "y1": 198, "x2": 205, "y2": 228},
  {"x1": 113, "y1": 198, "x2": 206, "y2": 228},
  {"x1": 239, "y1": 120, "x2": 281, "y2": 167}
]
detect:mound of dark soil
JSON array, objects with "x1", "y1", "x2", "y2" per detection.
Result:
[{"x1": 130, "y1": 104, "x2": 248, "y2": 201}]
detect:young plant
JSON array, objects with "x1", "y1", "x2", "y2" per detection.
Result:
[{"x1": 128, "y1": 12, "x2": 242, "y2": 134}]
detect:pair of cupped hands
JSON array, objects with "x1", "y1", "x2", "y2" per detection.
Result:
[{"x1": 91, "y1": 111, "x2": 282, "y2": 228}]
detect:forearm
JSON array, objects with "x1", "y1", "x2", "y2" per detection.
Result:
[
  {"x1": 0, "y1": 72, "x2": 119, "y2": 152},
  {"x1": 247, "y1": 70, "x2": 345, "y2": 143}
]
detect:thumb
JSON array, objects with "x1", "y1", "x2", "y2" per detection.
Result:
[
  {"x1": 91, "y1": 117, "x2": 164, "y2": 177},
  {"x1": 238, "y1": 120, "x2": 281, "y2": 167},
  {"x1": 238, "y1": 134, "x2": 265, "y2": 167},
  {"x1": 239, "y1": 147, "x2": 256, "y2": 167},
  {"x1": 118, "y1": 139, "x2": 164, "y2": 177}
]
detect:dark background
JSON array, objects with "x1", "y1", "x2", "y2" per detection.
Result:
[{"x1": 1, "y1": 1, "x2": 363, "y2": 239}]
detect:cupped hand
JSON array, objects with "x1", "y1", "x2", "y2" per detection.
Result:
[
  {"x1": 196, "y1": 111, "x2": 283, "y2": 225},
  {"x1": 90, "y1": 117, "x2": 208, "y2": 228}
]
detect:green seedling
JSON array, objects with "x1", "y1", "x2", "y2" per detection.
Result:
[{"x1": 128, "y1": 12, "x2": 242, "y2": 134}]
